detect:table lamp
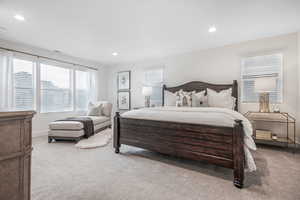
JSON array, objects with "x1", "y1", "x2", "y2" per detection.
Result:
[
  {"x1": 142, "y1": 86, "x2": 153, "y2": 107},
  {"x1": 254, "y1": 77, "x2": 276, "y2": 112}
]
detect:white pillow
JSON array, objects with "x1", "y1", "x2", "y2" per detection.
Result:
[
  {"x1": 95, "y1": 101, "x2": 112, "y2": 117},
  {"x1": 87, "y1": 102, "x2": 102, "y2": 116},
  {"x1": 176, "y1": 90, "x2": 193, "y2": 107},
  {"x1": 207, "y1": 88, "x2": 235, "y2": 110},
  {"x1": 101, "y1": 102, "x2": 112, "y2": 117},
  {"x1": 164, "y1": 90, "x2": 177, "y2": 106},
  {"x1": 192, "y1": 90, "x2": 208, "y2": 107}
]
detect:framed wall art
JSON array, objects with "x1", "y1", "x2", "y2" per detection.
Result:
[
  {"x1": 117, "y1": 71, "x2": 131, "y2": 91},
  {"x1": 117, "y1": 91, "x2": 131, "y2": 110}
]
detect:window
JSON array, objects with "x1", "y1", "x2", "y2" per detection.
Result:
[
  {"x1": 75, "y1": 70, "x2": 89, "y2": 111},
  {"x1": 40, "y1": 64, "x2": 73, "y2": 113},
  {"x1": 75, "y1": 70, "x2": 97, "y2": 111},
  {"x1": 144, "y1": 68, "x2": 164, "y2": 106},
  {"x1": 0, "y1": 52, "x2": 9, "y2": 110},
  {"x1": 0, "y1": 55, "x2": 36, "y2": 111},
  {"x1": 12, "y1": 58, "x2": 35, "y2": 110},
  {"x1": 241, "y1": 54, "x2": 283, "y2": 103},
  {"x1": 0, "y1": 50, "x2": 98, "y2": 113}
]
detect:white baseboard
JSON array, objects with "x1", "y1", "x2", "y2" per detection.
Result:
[{"x1": 33, "y1": 130, "x2": 48, "y2": 138}]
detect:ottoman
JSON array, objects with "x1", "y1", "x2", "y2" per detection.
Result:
[{"x1": 48, "y1": 116, "x2": 111, "y2": 143}]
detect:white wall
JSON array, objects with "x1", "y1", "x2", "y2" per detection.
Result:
[
  {"x1": 98, "y1": 66, "x2": 108, "y2": 101},
  {"x1": 0, "y1": 39, "x2": 107, "y2": 137},
  {"x1": 107, "y1": 33, "x2": 299, "y2": 141}
]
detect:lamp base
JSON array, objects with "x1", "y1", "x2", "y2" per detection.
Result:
[
  {"x1": 144, "y1": 96, "x2": 150, "y2": 107},
  {"x1": 259, "y1": 92, "x2": 270, "y2": 113}
]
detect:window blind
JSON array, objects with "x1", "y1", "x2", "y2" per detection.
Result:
[
  {"x1": 144, "y1": 68, "x2": 164, "y2": 106},
  {"x1": 76, "y1": 70, "x2": 92, "y2": 111},
  {"x1": 241, "y1": 54, "x2": 283, "y2": 103}
]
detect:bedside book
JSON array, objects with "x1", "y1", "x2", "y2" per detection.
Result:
[{"x1": 256, "y1": 130, "x2": 272, "y2": 140}]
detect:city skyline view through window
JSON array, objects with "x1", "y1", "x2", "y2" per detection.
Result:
[
  {"x1": 13, "y1": 58, "x2": 35, "y2": 110},
  {"x1": 8, "y1": 58, "x2": 94, "y2": 112},
  {"x1": 40, "y1": 63, "x2": 72, "y2": 112}
]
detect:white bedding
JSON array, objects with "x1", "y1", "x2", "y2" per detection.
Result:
[{"x1": 122, "y1": 106, "x2": 257, "y2": 172}]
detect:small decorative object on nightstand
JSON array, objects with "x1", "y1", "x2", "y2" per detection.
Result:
[
  {"x1": 254, "y1": 77, "x2": 276, "y2": 113},
  {"x1": 245, "y1": 111, "x2": 296, "y2": 152},
  {"x1": 142, "y1": 86, "x2": 153, "y2": 107},
  {"x1": 272, "y1": 104, "x2": 280, "y2": 113}
]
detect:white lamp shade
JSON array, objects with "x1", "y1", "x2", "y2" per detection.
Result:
[
  {"x1": 254, "y1": 77, "x2": 276, "y2": 93},
  {"x1": 142, "y1": 86, "x2": 153, "y2": 96}
]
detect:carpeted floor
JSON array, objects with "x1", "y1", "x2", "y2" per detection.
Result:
[{"x1": 32, "y1": 135, "x2": 300, "y2": 200}]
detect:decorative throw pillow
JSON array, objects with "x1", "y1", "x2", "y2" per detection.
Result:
[
  {"x1": 176, "y1": 90, "x2": 193, "y2": 107},
  {"x1": 87, "y1": 102, "x2": 102, "y2": 116},
  {"x1": 207, "y1": 88, "x2": 235, "y2": 110},
  {"x1": 231, "y1": 97, "x2": 237, "y2": 110},
  {"x1": 100, "y1": 102, "x2": 112, "y2": 117},
  {"x1": 164, "y1": 90, "x2": 177, "y2": 106},
  {"x1": 94, "y1": 101, "x2": 112, "y2": 117},
  {"x1": 191, "y1": 90, "x2": 208, "y2": 107}
]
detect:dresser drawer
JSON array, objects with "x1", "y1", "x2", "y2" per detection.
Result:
[
  {"x1": 0, "y1": 157, "x2": 22, "y2": 200},
  {"x1": 0, "y1": 120, "x2": 22, "y2": 156},
  {"x1": 0, "y1": 111, "x2": 35, "y2": 200}
]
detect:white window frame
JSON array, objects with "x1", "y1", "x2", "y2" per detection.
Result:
[
  {"x1": 0, "y1": 51, "x2": 98, "y2": 113},
  {"x1": 10, "y1": 54, "x2": 37, "y2": 111},
  {"x1": 241, "y1": 53, "x2": 283, "y2": 103},
  {"x1": 143, "y1": 67, "x2": 164, "y2": 106},
  {"x1": 74, "y1": 69, "x2": 91, "y2": 112},
  {"x1": 39, "y1": 62, "x2": 74, "y2": 113}
]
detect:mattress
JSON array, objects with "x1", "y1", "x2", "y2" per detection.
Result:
[
  {"x1": 48, "y1": 121, "x2": 111, "y2": 137},
  {"x1": 49, "y1": 116, "x2": 110, "y2": 130},
  {"x1": 122, "y1": 106, "x2": 257, "y2": 172}
]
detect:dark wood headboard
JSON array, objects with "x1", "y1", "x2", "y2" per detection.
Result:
[{"x1": 162, "y1": 80, "x2": 238, "y2": 111}]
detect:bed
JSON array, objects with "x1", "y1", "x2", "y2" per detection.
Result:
[{"x1": 113, "y1": 80, "x2": 256, "y2": 188}]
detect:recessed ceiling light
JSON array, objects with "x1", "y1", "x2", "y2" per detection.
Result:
[
  {"x1": 208, "y1": 26, "x2": 216, "y2": 33},
  {"x1": 14, "y1": 14, "x2": 25, "y2": 21},
  {"x1": 112, "y1": 52, "x2": 118, "y2": 56}
]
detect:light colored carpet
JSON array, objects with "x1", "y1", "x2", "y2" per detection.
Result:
[
  {"x1": 75, "y1": 129, "x2": 112, "y2": 149},
  {"x1": 32, "y1": 134, "x2": 300, "y2": 200}
]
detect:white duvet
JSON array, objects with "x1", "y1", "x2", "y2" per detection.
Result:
[{"x1": 122, "y1": 106, "x2": 257, "y2": 172}]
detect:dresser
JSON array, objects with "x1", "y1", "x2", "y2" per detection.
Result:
[{"x1": 0, "y1": 111, "x2": 35, "y2": 200}]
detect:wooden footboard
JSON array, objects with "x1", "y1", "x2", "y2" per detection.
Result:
[{"x1": 113, "y1": 112, "x2": 245, "y2": 188}]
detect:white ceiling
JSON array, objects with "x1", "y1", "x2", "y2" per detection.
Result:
[{"x1": 0, "y1": 0, "x2": 299, "y2": 64}]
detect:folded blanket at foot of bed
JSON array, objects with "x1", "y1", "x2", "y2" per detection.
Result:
[{"x1": 56, "y1": 117, "x2": 94, "y2": 138}]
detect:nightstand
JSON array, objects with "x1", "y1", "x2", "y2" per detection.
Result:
[{"x1": 245, "y1": 111, "x2": 296, "y2": 152}]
